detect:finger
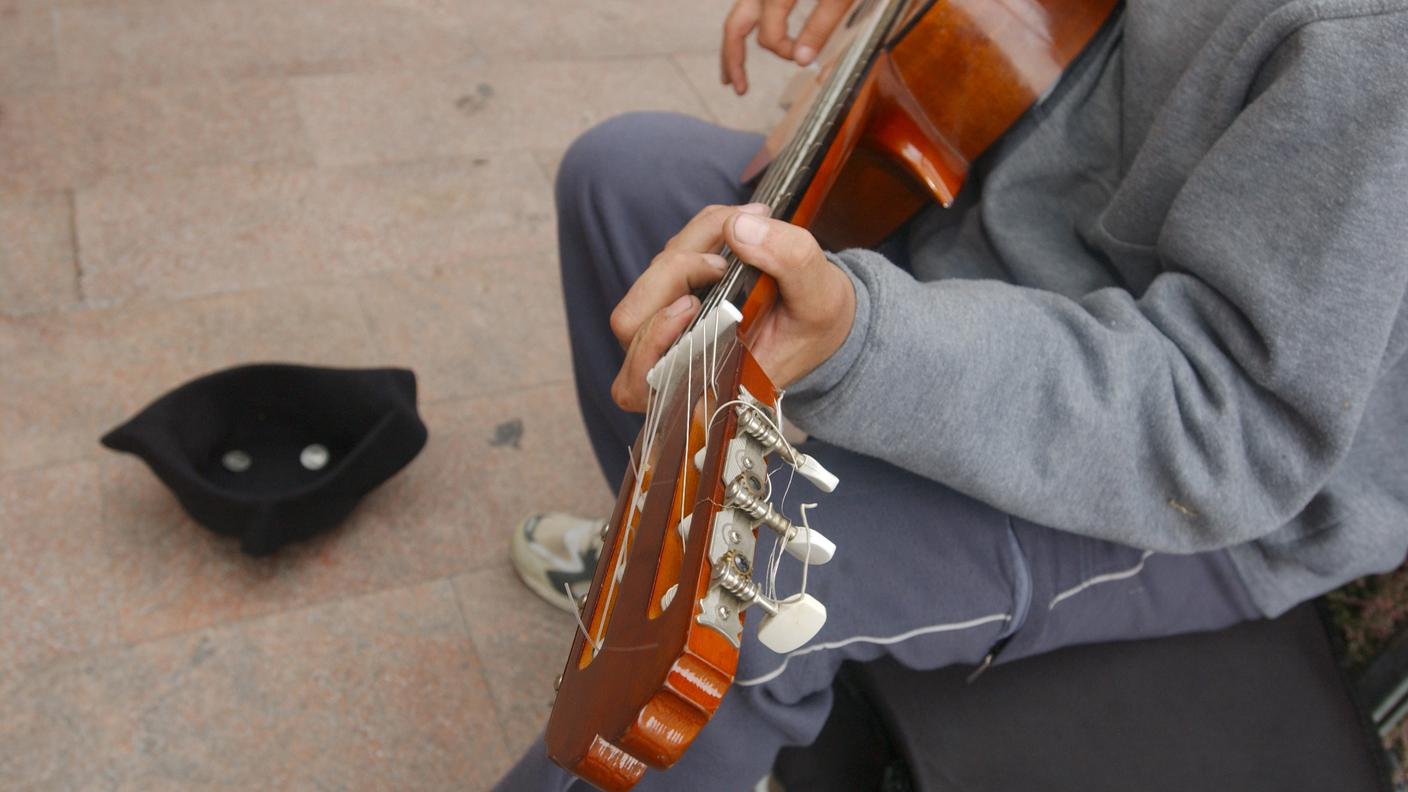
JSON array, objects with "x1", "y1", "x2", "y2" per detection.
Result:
[
  {"x1": 661, "y1": 204, "x2": 735, "y2": 256},
  {"x1": 663, "y1": 201, "x2": 770, "y2": 256},
  {"x1": 721, "y1": 0, "x2": 761, "y2": 94},
  {"x1": 793, "y1": 0, "x2": 850, "y2": 65},
  {"x1": 612, "y1": 295, "x2": 700, "y2": 412},
  {"x1": 757, "y1": 0, "x2": 798, "y2": 59},
  {"x1": 722, "y1": 211, "x2": 830, "y2": 304},
  {"x1": 610, "y1": 251, "x2": 728, "y2": 347}
]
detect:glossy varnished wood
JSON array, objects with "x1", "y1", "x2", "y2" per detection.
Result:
[
  {"x1": 801, "y1": 0, "x2": 1118, "y2": 248},
  {"x1": 545, "y1": 337, "x2": 780, "y2": 790}
]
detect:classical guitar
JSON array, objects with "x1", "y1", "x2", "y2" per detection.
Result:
[{"x1": 545, "y1": 0, "x2": 1117, "y2": 788}]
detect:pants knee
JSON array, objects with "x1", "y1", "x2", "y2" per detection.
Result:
[{"x1": 556, "y1": 112, "x2": 679, "y2": 218}]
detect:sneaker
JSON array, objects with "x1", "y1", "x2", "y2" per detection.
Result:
[{"x1": 511, "y1": 512, "x2": 607, "y2": 613}]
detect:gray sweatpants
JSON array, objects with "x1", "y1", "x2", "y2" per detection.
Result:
[{"x1": 493, "y1": 113, "x2": 1262, "y2": 792}]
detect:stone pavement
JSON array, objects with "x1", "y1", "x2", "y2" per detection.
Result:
[{"x1": 0, "y1": 1, "x2": 793, "y2": 787}]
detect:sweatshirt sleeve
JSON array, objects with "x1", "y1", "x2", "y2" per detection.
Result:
[{"x1": 783, "y1": 13, "x2": 1408, "y2": 552}]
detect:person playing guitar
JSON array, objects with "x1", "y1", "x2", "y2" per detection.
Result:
[{"x1": 499, "y1": 0, "x2": 1408, "y2": 788}]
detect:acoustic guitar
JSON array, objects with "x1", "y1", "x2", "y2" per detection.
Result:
[{"x1": 545, "y1": 0, "x2": 1117, "y2": 788}]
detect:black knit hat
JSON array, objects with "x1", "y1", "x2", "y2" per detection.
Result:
[{"x1": 101, "y1": 364, "x2": 428, "y2": 556}]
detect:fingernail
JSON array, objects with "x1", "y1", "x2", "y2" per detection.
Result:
[
  {"x1": 703, "y1": 253, "x2": 728, "y2": 270},
  {"x1": 795, "y1": 45, "x2": 816, "y2": 65},
  {"x1": 666, "y1": 294, "x2": 693, "y2": 318},
  {"x1": 739, "y1": 202, "x2": 771, "y2": 215},
  {"x1": 733, "y1": 213, "x2": 769, "y2": 246}
]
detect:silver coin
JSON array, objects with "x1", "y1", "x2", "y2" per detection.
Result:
[
  {"x1": 221, "y1": 449, "x2": 252, "y2": 473},
  {"x1": 300, "y1": 443, "x2": 330, "y2": 471}
]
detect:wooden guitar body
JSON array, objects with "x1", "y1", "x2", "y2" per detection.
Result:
[
  {"x1": 545, "y1": 1, "x2": 1117, "y2": 789},
  {"x1": 791, "y1": 0, "x2": 1118, "y2": 247}
]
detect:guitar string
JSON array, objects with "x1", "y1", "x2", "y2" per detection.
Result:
[
  {"x1": 593, "y1": 333, "x2": 679, "y2": 648},
  {"x1": 594, "y1": 58, "x2": 838, "y2": 645},
  {"x1": 589, "y1": 56, "x2": 833, "y2": 648},
  {"x1": 590, "y1": 0, "x2": 901, "y2": 653},
  {"x1": 681, "y1": 330, "x2": 694, "y2": 532},
  {"x1": 695, "y1": 0, "x2": 892, "y2": 325},
  {"x1": 764, "y1": 464, "x2": 796, "y2": 601}
]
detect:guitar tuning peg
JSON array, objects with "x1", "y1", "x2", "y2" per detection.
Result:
[
  {"x1": 757, "y1": 593, "x2": 827, "y2": 654},
  {"x1": 793, "y1": 453, "x2": 838, "y2": 493},
  {"x1": 712, "y1": 556, "x2": 828, "y2": 654},
  {"x1": 725, "y1": 478, "x2": 835, "y2": 565},
  {"x1": 783, "y1": 526, "x2": 835, "y2": 565},
  {"x1": 732, "y1": 404, "x2": 839, "y2": 493}
]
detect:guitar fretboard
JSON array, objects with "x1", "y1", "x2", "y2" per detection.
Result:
[{"x1": 693, "y1": 0, "x2": 909, "y2": 329}]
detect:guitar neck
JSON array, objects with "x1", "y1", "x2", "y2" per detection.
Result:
[{"x1": 694, "y1": 0, "x2": 911, "y2": 327}]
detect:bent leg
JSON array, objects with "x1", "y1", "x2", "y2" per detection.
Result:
[
  {"x1": 505, "y1": 113, "x2": 1263, "y2": 791},
  {"x1": 496, "y1": 441, "x2": 1261, "y2": 791},
  {"x1": 555, "y1": 112, "x2": 764, "y2": 486}
]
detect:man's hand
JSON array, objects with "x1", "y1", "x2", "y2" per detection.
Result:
[
  {"x1": 611, "y1": 204, "x2": 856, "y2": 412},
  {"x1": 721, "y1": 0, "x2": 858, "y2": 95}
]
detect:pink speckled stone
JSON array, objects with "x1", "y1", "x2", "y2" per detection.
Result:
[
  {"x1": 355, "y1": 255, "x2": 570, "y2": 404},
  {"x1": 0, "y1": 581, "x2": 514, "y2": 790},
  {"x1": 53, "y1": 0, "x2": 479, "y2": 85},
  {"x1": 0, "y1": 79, "x2": 310, "y2": 194},
  {"x1": 294, "y1": 58, "x2": 707, "y2": 167},
  {"x1": 0, "y1": 461, "x2": 123, "y2": 673},
  {"x1": 0, "y1": 192, "x2": 79, "y2": 316},
  {"x1": 675, "y1": 43, "x2": 799, "y2": 133},
  {"x1": 413, "y1": 385, "x2": 615, "y2": 568},
  {"x1": 76, "y1": 156, "x2": 553, "y2": 305},
  {"x1": 454, "y1": 564, "x2": 575, "y2": 757},
  {"x1": 0, "y1": 0, "x2": 57, "y2": 94},
  {"x1": 460, "y1": 0, "x2": 732, "y2": 58}
]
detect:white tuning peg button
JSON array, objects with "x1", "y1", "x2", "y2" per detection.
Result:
[
  {"x1": 784, "y1": 527, "x2": 835, "y2": 565},
  {"x1": 757, "y1": 594, "x2": 828, "y2": 654},
  {"x1": 794, "y1": 454, "x2": 838, "y2": 493}
]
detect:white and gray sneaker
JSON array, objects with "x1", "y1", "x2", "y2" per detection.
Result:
[{"x1": 510, "y1": 512, "x2": 607, "y2": 613}]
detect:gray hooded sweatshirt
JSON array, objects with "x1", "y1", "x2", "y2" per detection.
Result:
[{"x1": 787, "y1": 0, "x2": 1408, "y2": 616}]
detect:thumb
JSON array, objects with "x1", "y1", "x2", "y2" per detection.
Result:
[{"x1": 724, "y1": 211, "x2": 827, "y2": 302}]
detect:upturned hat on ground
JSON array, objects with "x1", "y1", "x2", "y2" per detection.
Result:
[{"x1": 101, "y1": 364, "x2": 428, "y2": 556}]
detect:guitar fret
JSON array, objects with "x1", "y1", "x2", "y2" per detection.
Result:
[{"x1": 691, "y1": 1, "x2": 904, "y2": 333}]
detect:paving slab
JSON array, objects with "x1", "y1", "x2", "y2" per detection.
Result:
[
  {"x1": 0, "y1": 78, "x2": 311, "y2": 194},
  {"x1": 0, "y1": 580, "x2": 513, "y2": 791},
  {"x1": 0, "y1": 460, "x2": 123, "y2": 674},
  {"x1": 53, "y1": 0, "x2": 479, "y2": 85},
  {"x1": 454, "y1": 563, "x2": 575, "y2": 759},
  {"x1": 416, "y1": 385, "x2": 615, "y2": 572},
  {"x1": 460, "y1": 0, "x2": 733, "y2": 59},
  {"x1": 76, "y1": 155, "x2": 552, "y2": 305},
  {"x1": 355, "y1": 255, "x2": 571, "y2": 405},
  {"x1": 674, "y1": 42, "x2": 800, "y2": 133},
  {"x1": 296, "y1": 58, "x2": 707, "y2": 168},
  {"x1": 0, "y1": 191, "x2": 79, "y2": 315},
  {"x1": 0, "y1": 0, "x2": 57, "y2": 94}
]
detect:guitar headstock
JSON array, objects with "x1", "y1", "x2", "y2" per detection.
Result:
[{"x1": 544, "y1": 300, "x2": 837, "y2": 790}]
